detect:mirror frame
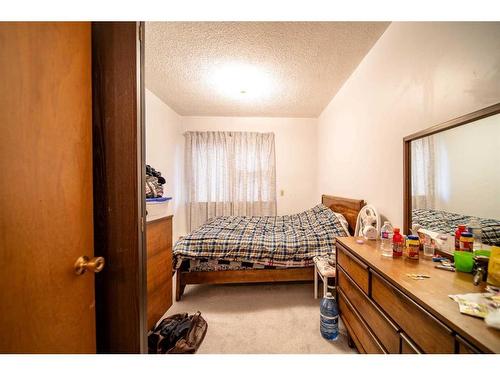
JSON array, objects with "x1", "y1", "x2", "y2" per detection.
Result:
[{"x1": 403, "y1": 102, "x2": 500, "y2": 234}]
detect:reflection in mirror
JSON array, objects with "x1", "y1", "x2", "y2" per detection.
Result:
[{"x1": 410, "y1": 112, "x2": 500, "y2": 248}]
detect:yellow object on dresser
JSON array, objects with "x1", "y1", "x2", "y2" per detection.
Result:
[
  {"x1": 487, "y1": 246, "x2": 500, "y2": 287},
  {"x1": 335, "y1": 237, "x2": 500, "y2": 354}
]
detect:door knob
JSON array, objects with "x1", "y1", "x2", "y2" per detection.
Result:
[{"x1": 74, "y1": 256, "x2": 105, "y2": 275}]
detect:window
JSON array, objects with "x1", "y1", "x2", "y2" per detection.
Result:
[{"x1": 185, "y1": 131, "x2": 277, "y2": 230}]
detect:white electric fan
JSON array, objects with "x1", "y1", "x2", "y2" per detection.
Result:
[{"x1": 354, "y1": 204, "x2": 381, "y2": 240}]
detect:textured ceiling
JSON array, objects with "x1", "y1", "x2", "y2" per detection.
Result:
[{"x1": 145, "y1": 22, "x2": 389, "y2": 117}]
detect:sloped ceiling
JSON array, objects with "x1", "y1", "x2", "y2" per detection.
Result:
[{"x1": 145, "y1": 22, "x2": 389, "y2": 117}]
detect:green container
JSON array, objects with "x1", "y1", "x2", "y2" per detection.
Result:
[
  {"x1": 473, "y1": 249, "x2": 491, "y2": 258},
  {"x1": 454, "y1": 251, "x2": 474, "y2": 273}
]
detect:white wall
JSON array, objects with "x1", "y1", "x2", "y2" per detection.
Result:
[
  {"x1": 182, "y1": 117, "x2": 318, "y2": 216},
  {"x1": 432, "y1": 114, "x2": 500, "y2": 219},
  {"x1": 145, "y1": 89, "x2": 187, "y2": 239},
  {"x1": 317, "y1": 22, "x2": 500, "y2": 228}
]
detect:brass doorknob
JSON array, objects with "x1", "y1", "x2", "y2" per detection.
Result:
[{"x1": 74, "y1": 256, "x2": 105, "y2": 275}]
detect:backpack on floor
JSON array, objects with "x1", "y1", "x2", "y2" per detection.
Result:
[{"x1": 148, "y1": 311, "x2": 208, "y2": 354}]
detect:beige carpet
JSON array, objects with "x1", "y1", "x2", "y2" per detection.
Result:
[{"x1": 164, "y1": 281, "x2": 357, "y2": 354}]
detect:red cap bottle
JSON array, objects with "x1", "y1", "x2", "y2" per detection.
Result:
[
  {"x1": 455, "y1": 225, "x2": 466, "y2": 250},
  {"x1": 392, "y1": 228, "x2": 404, "y2": 257}
]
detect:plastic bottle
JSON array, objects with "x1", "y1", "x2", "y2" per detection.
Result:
[
  {"x1": 320, "y1": 292, "x2": 339, "y2": 341},
  {"x1": 406, "y1": 235, "x2": 420, "y2": 260},
  {"x1": 459, "y1": 232, "x2": 474, "y2": 252},
  {"x1": 455, "y1": 225, "x2": 466, "y2": 250},
  {"x1": 467, "y1": 218, "x2": 482, "y2": 250},
  {"x1": 380, "y1": 221, "x2": 394, "y2": 257},
  {"x1": 392, "y1": 228, "x2": 404, "y2": 258}
]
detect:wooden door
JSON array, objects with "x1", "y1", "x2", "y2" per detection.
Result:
[{"x1": 0, "y1": 22, "x2": 95, "y2": 353}]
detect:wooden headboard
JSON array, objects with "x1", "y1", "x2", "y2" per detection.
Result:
[{"x1": 322, "y1": 195, "x2": 366, "y2": 235}]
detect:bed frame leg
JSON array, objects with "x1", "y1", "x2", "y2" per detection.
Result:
[{"x1": 175, "y1": 270, "x2": 186, "y2": 301}]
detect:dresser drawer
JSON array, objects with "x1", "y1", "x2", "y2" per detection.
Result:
[
  {"x1": 147, "y1": 217, "x2": 172, "y2": 258},
  {"x1": 146, "y1": 216, "x2": 173, "y2": 329},
  {"x1": 400, "y1": 333, "x2": 422, "y2": 354},
  {"x1": 147, "y1": 251, "x2": 171, "y2": 290},
  {"x1": 456, "y1": 335, "x2": 481, "y2": 354},
  {"x1": 337, "y1": 243, "x2": 369, "y2": 294},
  {"x1": 338, "y1": 289, "x2": 385, "y2": 354},
  {"x1": 338, "y1": 267, "x2": 400, "y2": 353},
  {"x1": 371, "y1": 270, "x2": 455, "y2": 353}
]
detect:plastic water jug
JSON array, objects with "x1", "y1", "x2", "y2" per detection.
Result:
[{"x1": 320, "y1": 292, "x2": 339, "y2": 341}]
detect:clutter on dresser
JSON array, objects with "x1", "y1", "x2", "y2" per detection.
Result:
[
  {"x1": 467, "y1": 218, "x2": 483, "y2": 251},
  {"x1": 488, "y1": 246, "x2": 500, "y2": 287},
  {"x1": 473, "y1": 251, "x2": 491, "y2": 285},
  {"x1": 148, "y1": 311, "x2": 208, "y2": 354},
  {"x1": 485, "y1": 309, "x2": 500, "y2": 330},
  {"x1": 454, "y1": 251, "x2": 474, "y2": 273},
  {"x1": 369, "y1": 218, "x2": 496, "y2": 289},
  {"x1": 416, "y1": 229, "x2": 437, "y2": 258},
  {"x1": 435, "y1": 263, "x2": 455, "y2": 272},
  {"x1": 449, "y1": 285, "x2": 500, "y2": 322},
  {"x1": 459, "y1": 232, "x2": 474, "y2": 252},
  {"x1": 406, "y1": 273, "x2": 430, "y2": 280},
  {"x1": 392, "y1": 227, "x2": 404, "y2": 257},
  {"x1": 423, "y1": 241, "x2": 435, "y2": 258},
  {"x1": 455, "y1": 225, "x2": 467, "y2": 250},
  {"x1": 380, "y1": 221, "x2": 394, "y2": 257},
  {"x1": 405, "y1": 235, "x2": 420, "y2": 260},
  {"x1": 434, "y1": 256, "x2": 455, "y2": 272}
]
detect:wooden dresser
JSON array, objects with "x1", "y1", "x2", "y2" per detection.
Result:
[
  {"x1": 335, "y1": 237, "x2": 500, "y2": 354},
  {"x1": 146, "y1": 215, "x2": 173, "y2": 329}
]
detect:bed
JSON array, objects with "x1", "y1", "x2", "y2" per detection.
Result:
[
  {"x1": 173, "y1": 195, "x2": 365, "y2": 300},
  {"x1": 412, "y1": 208, "x2": 500, "y2": 246}
]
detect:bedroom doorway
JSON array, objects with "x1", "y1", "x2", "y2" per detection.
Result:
[{"x1": 140, "y1": 22, "x2": 369, "y2": 354}]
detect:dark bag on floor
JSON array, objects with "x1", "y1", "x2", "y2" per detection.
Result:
[{"x1": 148, "y1": 311, "x2": 208, "y2": 354}]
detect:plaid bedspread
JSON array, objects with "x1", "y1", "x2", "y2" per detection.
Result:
[
  {"x1": 412, "y1": 208, "x2": 500, "y2": 246},
  {"x1": 173, "y1": 204, "x2": 348, "y2": 269}
]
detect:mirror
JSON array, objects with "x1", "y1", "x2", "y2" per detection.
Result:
[{"x1": 404, "y1": 104, "x2": 500, "y2": 250}]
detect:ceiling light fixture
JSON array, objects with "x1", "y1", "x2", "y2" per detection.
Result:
[{"x1": 207, "y1": 62, "x2": 275, "y2": 101}]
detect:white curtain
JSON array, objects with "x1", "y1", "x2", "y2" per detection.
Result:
[
  {"x1": 411, "y1": 135, "x2": 436, "y2": 209},
  {"x1": 185, "y1": 131, "x2": 277, "y2": 231}
]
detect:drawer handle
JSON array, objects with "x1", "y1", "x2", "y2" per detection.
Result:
[
  {"x1": 338, "y1": 245, "x2": 368, "y2": 270},
  {"x1": 371, "y1": 270, "x2": 452, "y2": 335},
  {"x1": 339, "y1": 267, "x2": 399, "y2": 332}
]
